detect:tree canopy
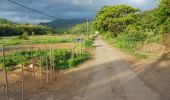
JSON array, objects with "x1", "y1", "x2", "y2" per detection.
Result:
[
  {"x1": 94, "y1": 5, "x2": 139, "y2": 36},
  {"x1": 157, "y1": 0, "x2": 170, "y2": 23},
  {"x1": 157, "y1": 0, "x2": 170, "y2": 33}
]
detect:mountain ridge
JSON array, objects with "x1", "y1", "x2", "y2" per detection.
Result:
[{"x1": 39, "y1": 18, "x2": 88, "y2": 28}]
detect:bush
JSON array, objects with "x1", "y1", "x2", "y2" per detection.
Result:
[
  {"x1": 84, "y1": 39, "x2": 93, "y2": 48},
  {"x1": 114, "y1": 29, "x2": 147, "y2": 51},
  {"x1": 18, "y1": 32, "x2": 29, "y2": 40},
  {"x1": 144, "y1": 32, "x2": 161, "y2": 44}
]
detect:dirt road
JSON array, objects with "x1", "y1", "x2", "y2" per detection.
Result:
[{"x1": 29, "y1": 38, "x2": 160, "y2": 100}]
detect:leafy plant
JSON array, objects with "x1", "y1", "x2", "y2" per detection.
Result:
[{"x1": 0, "y1": 48, "x2": 90, "y2": 71}]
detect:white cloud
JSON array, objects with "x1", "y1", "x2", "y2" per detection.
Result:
[{"x1": 73, "y1": 0, "x2": 93, "y2": 5}]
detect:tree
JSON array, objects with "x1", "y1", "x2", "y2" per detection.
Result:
[
  {"x1": 157, "y1": 0, "x2": 170, "y2": 23},
  {"x1": 157, "y1": 0, "x2": 170, "y2": 33},
  {"x1": 94, "y1": 5, "x2": 139, "y2": 36},
  {"x1": 134, "y1": 9, "x2": 158, "y2": 32}
]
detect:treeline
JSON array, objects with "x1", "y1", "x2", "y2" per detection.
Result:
[
  {"x1": 93, "y1": 0, "x2": 169, "y2": 56},
  {"x1": 0, "y1": 19, "x2": 55, "y2": 36},
  {"x1": 94, "y1": 0, "x2": 169, "y2": 36}
]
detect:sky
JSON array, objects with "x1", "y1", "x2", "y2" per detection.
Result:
[{"x1": 0, "y1": 0, "x2": 157, "y2": 24}]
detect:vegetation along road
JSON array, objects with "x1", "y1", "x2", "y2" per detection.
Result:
[{"x1": 29, "y1": 38, "x2": 160, "y2": 100}]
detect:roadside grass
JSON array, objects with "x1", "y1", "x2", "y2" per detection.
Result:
[
  {"x1": 101, "y1": 32, "x2": 161, "y2": 59},
  {"x1": 0, "y1": 35, "x2": 77, "y2": 46}
]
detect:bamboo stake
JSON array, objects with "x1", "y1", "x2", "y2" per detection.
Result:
[
  {"x1": 2, "y1": 45, "x2": 9, "y2": 100},
  {"x1": 39, "y1": 48, "x2": 43, "y2": 88},
  {"x1": 52, "y1": 48, "x2": 55, "y2": 80},
  {"x1": 19, "y1": 49, "x2": 24, "y2": 100},
  {"x1": 31, "y1": 47, "x2": 35, "y2": 93},
  {"x1": 46, "y1": 48, "x2": 49, "y2": 84},
  {"x1": 50, "y1": 44, "x2": 52, "y2": 81},
  {"x1": 80, "y1": 42, "x2": 82, "y2": 54}
]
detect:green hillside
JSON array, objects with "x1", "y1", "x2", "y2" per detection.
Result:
[
  {"x1": 0, "y1": 18, "x2": 55, "y2": 36},
  {"x1": 0, "y1": 18, "x2": 17, "y2": 25},
  {"x1": 39, "y1": 18, "x2": 87, "y2": 28}
]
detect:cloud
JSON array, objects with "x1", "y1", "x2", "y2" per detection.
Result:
[
  {"x1": 73, "y1": 0, "x2": 93, "y2": 5},
  {"x1": 0, "y1": 0, "x2": 157, "y2": 24}
]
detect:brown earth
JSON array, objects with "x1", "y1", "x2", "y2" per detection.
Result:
[{"x1": 0, "y1": 43, "x2": 76, "y2": 56}]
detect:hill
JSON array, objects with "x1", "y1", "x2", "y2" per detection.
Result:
[
  {"x1": 0, "y1": 18, "x2": 54, "y2": 36},
  {"x1": 0, "y1": 18, "x2": 17, "y2": 25},
  {"x1": 39, "y1": 18, "x2": 87, "y2": 28}
]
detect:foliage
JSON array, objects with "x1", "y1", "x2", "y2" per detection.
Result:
[
  {"x1": 83, "y1": 38, "x2": 93, "y2": 48},
  {"x1": 114, "y1": 30, "x2": 146, "y2": 51},
  {"x1": 70, "y1": 22, "x2": 87, "y2": 34},
  {"x1": 54, "y1": 49, "x2": 90, "y2": 69},
  {"x1": 157, "y1": 0, "x2": 170, "y2": 33},
  {"x1": 94, "y1": 5, "x2": 139, "y2": 36},
  {"x1": 157, "y1": 0, "x2": 170, "y2": 23},
  {"x1": 0, "y1": 21, "x2": 55, "y2": 36},
  {"x1": 18, "y1": 32, "x2": 29, "y2": 40},
  {"x1": 0, "y1": 48, "x2": 90, "y2": 70},
  {"x1": 134, "y1": 9, "x2": 158, "y2": 32}
]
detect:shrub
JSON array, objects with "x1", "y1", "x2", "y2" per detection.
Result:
[
  {"x1": 18, "y1": 32, "x2": 29, "y2": 40},
  {"x1": 84, "y1": 39, "x2": 93, "y2": 48}
]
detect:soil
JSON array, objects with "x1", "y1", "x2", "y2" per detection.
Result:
[{"x1": 0, "y1": 43, "x2": 76, "y2": 56}]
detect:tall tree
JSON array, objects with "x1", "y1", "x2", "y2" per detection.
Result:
[
  {"x1": 94, "y1": 5, "x2": 139, "y2": 36},
  {"x1": 157, "y1": 0, "x2": 170, "y2": 33},
  {"x1": 157, "y1": 0, "x2": 170, "y2": 23}
]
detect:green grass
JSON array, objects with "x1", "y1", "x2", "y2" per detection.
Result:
[
  {"x1": 0, "y1": 35, "x2": 77, "y2": 46},
  {"x1": 101, "y1": 32, "x2": 161, "y2": 59}
]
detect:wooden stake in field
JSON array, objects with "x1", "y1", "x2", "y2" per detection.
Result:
[
  {"x1": 46, "y1": 48, "x2": 49, "y2": 84},
  {"x1": 80, "y1": 42, "x2": 83, "y2": 54},
  {"x1": 19, "y1": 49, "x2": 24, "y2": 100},
  {"x1": 87, "y1": 18, "x2": 89, "y2": 40},
  {"x1": 31, "y1": 47, "x2": 35, "y2": 94},
  {"x1": 2, "y1": 45, "x2": 9, "y2": 100},
  {"x1": 39, "y1": 48, "x2": 43, "y2": 88},
  {"x1": 50, "y1": 44, "x2": 52, "y2": 81},
  {"x1": 52, "y1": 48, "x2": 55, "y2": 80}
]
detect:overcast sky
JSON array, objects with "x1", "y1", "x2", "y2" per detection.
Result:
[{"x1": 0, "y1": 0, "x2": 157, "y2": 24}]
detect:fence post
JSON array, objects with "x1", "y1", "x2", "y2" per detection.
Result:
[
  {"x1": 46, "y1": 48, "x2": 49, "y2": 84},
  {"x1": 39, "y1": 48, "x2": 43, "y2": 88},
  {"x1": 80, "y1": 42, "x2": 82, "y2": 54},
  {"x1": 52, "y1": 48, "x2": 55, "y2": 80},
  {"x1": 50, "y1": 44, "x2": 52, "y2": 81},
  {"x1": 2, "y1": 45, "x2": 9, "y2": 100},
  {"x1": 19, "y1": 49, "x2": 24, "y2": 100},
  {"x1": 31, "y1": 47, "x2": 35, "y2": 94}
]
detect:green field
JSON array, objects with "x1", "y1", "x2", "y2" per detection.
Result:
[{"x1": 0, "y1": 35, "x2": 78, "y2": 46}]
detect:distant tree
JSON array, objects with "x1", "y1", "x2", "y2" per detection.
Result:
[
  {"x1": 70, "y1": 22, "x2": 87, "y2": 34},
  {"x1": 18, "y1": 32, "x2": 29, "y2": 40}
]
